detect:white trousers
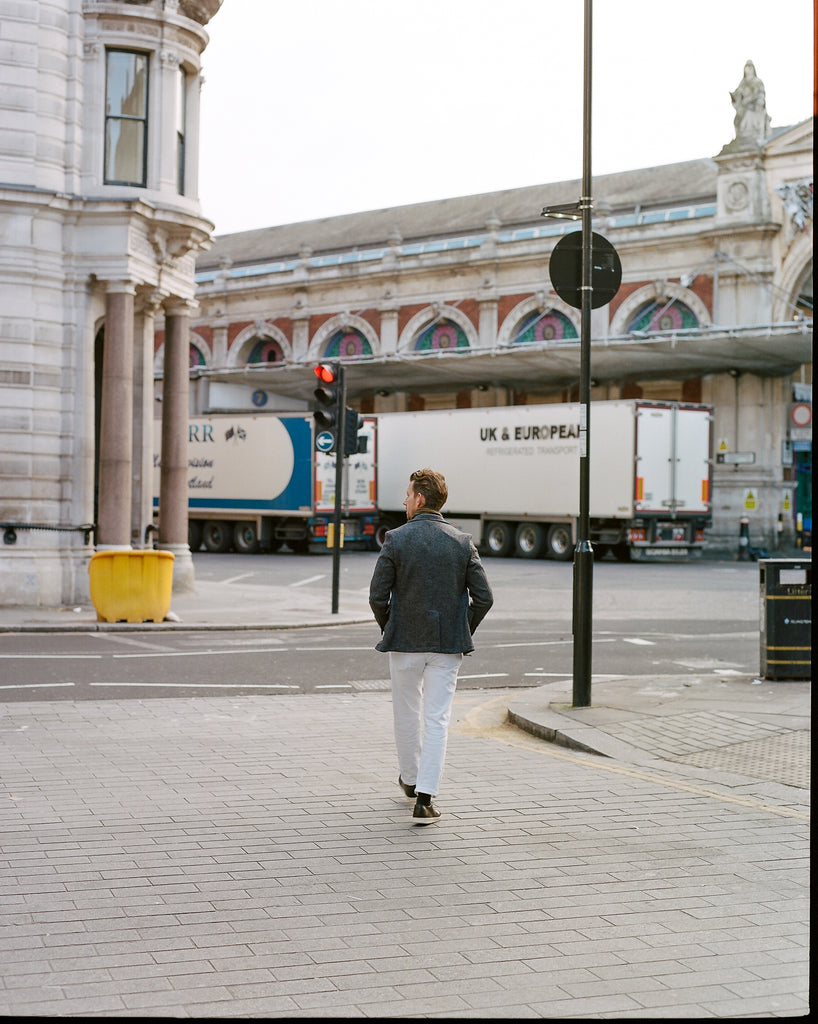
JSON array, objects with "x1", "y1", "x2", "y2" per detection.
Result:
[{"x1": 389, "y1": 651, "x2": 463, "y2": 797}]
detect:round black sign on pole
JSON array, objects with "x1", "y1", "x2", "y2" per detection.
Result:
[{"x1": 549, "y1": 231, "x2": 622, "y2": 309}]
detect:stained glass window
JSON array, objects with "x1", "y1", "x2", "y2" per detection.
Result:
[
  {"x1": 414, "y1": 319, "x2": 468, "y2": 351},
  {"x1": 324, "y1": 330, "x2": 373, "y2": 358},
  {"x1": 247, "y1": 338, "x2": 284, "y2": 363},
  {"x1": 627, "y1": 300, "x2": 698, "y2": 333},
  {"x1": 513, "y1": 309, "x2": 578, "y2": 344}
]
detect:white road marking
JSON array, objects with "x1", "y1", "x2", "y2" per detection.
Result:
[
  {"x1": 291, "y1": 574, "x2": 326, "y2": 587},
  {"x1": 294, "y1": 646, "x2": 375, "y2": 652},
  {"x1": 0, "y1": 653, "x2": 102, "y2": 659},
  {"x1": 494, "y1": 638, "x2": 617, "y2": 648},
  {"x1": 88, "y1": 682, "x2": 299, "y2": 689},
  {"x1": 110, "y1": 648, "x2": 288, "y2": 658},
  {"x1": 222, "y1": 573, "x2": 256, "y2": 585},
  {"x1": 0, "y1": 682, "x2": 76, "y2": 690},
  {"x1": 459, "y1": 672, "x2": 510, "y2": 680}
]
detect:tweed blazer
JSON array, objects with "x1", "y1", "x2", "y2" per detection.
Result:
[{"x1": 369, "y1": 511, "x2": 494, "y2": 654}]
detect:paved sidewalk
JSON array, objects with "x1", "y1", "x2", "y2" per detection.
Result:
[
  {"x1": 0, "y1": 575, "x2": 374, "y2": 633},
  {"x1": 0, "y1": 685, "x2": 809, "y2": 1019},
  {"x1": 1, "y1": 573, "x2": 811, "y2": 1017}
]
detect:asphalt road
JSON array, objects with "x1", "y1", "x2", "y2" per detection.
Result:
[{"x1": 0, "y1": 554, "x2": 763, "y2": 701}]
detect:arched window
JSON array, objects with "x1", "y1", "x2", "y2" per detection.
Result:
[
  {"x1": 793, "y1": 261, "x2": 813, "y2": 317},
  {"x1": 247, "y1": 337, "x2": 285, "y2": 363},
  {"x1": 414, "y1": 318, "x2": 469, "y2": 351},
  {"x1": 513, "y1": 309, "x2": 578, "y2": 344},
  {"x1": 189, "y1": 342, "x2": 206, "y2": 367},
  {"x1": 324, "y1": 329, "x2": 373, "y2": 358},
  {"x1": 628, "y1": 300, "x2": 698, "y2": 333}
]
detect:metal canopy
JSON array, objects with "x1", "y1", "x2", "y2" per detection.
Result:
[{"x1": 193, "y1": 322, "x2": 812, "y2": 403}]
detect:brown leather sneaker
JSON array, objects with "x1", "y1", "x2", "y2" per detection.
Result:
[{"x1": 412, "y1": 802, "x2": 441, "y2": 825}]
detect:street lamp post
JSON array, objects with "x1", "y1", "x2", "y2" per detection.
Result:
[
  {"x1": 542, "y1": 0, "x2": 598, "y2": 708},
  {"x1": 572, "y1": 0, "x2": 594, "y2": 708}
]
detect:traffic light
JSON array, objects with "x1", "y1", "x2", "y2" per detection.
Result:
[
  {"x1": 313, "y1": 362, "x2": 343, "y2": 450},
  {"x1": 344, "y1": 407, "x2": 367, "y2": 456}
]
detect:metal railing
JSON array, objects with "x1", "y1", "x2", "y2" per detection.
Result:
[{"x1": 2, "y1": 522, "x2": 95, "y2": 545}]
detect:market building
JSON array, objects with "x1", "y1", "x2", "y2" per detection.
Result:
[
  {"x1": 184, "y1": 64, "x2": 811, "y2": 560},
  {"x1": 0, "y1": 3, "x2": 812, "y2": 608}
]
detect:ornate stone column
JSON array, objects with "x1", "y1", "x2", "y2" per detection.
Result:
[
  {"x1": 132, "y1": 290, "x2": 162, "y2": 547},
  {"x1": 97, "y1": 282, "x2": 135, "y2": 548},
  {"x1": 158, "y1": 299, "x2": 195, "y2": 591}
]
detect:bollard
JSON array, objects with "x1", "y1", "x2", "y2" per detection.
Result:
[{"x1": 738, "y1": 517, "x2": 750, "y2": 561}]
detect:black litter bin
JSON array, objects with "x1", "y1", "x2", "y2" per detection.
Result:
[{"x1": 759, "y1": 558, "x2": 812, "y2": 680}]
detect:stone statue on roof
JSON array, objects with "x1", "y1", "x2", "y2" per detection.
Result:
[{"x1": 730, "y1": 61, "x2": 772, "y2": 145}]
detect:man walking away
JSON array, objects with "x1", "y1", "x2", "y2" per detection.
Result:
[{"x1": 369, "y1": 468, "x2": 494, "y2": 825}]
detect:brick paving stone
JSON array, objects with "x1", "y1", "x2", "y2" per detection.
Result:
[{"x1": 0, "y1": 691, "x2": 808, "y2": 1018}]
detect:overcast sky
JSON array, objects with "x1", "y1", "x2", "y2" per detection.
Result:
[{"x1": 197, "y1": 0, "x2": 814, "y2": 236}]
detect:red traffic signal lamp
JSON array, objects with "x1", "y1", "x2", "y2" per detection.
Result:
[
  {"x1": 314, "y1": 362, "x2": 338, "y2": 385},
  {"x1": 313, "y1": 362, "x2": 343, "y2": 434}
]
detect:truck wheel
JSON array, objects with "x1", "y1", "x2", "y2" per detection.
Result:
[
  {"x1": 188, "y1": 520, "x2": 203, "y2": 552},
  {"x1": 202, "y1": 520, "x2": 232, "y2": 553},
  {"x1": 515, "y1": 522, "x2": 545, "y2": 559},
  {"x1": 485, "y1": 521, "x2": 514, "y2": 557},
  {"x1": 546, "y1": 523, "x2": 573, "y2": 560},
  {"x1": 612, "y1": 543, "x2": 631, "y2": 562},
  {"x1": 233, "y1": 522, "x2": 260, "y2": 554},
  {"x1": 374, "y1": 520, "x2": 400, "y2": 549}
]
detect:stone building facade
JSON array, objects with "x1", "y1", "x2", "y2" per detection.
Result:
[
  {"x1": 0, "y1": 0, "x2": 221, "y2": 606},
  {"x1": 184, "y1": 78, "x2": 812, "y2": 557},
  {"x1": 0, "y1": 14, "x2": 812, "y2": 611}
]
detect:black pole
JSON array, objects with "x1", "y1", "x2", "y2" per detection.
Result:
[
  {"x1": 572, "y1": 0, "x2": 593, "y2": 707},
  {"x1": 331, "y1": 366, "x2": 346, "y2": 615}
]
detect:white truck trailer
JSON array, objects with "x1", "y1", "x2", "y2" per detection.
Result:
[
  {"x1": 153, "y1": 414, "x2": 377, "y2": 553},
  {"x1": 374, "y1": 400, "x2": 713, "y2": 560}
]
